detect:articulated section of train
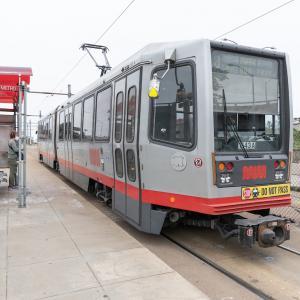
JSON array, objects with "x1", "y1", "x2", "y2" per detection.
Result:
[{"x1": 38, "y1": 39, "x2": 292, "y2": 247}]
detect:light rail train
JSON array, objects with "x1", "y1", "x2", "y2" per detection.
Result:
[{"x1": 38, "y1": 39, "x2": 292, "y2": 247}]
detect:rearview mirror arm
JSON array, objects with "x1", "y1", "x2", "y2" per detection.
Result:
[{"x1": 159, "y1": 60, "x2": 171, "y2": 80}]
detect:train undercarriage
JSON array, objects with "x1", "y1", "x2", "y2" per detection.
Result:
[
  {"x1": 163, "y1": 208, "x2": 291, "y2": 248},
  {"x1": 89, "y1": 175, "x2": 290, "y2": 248},
  {"x1": 89, "y1": 177, "x2": 291, "y2": 248}
]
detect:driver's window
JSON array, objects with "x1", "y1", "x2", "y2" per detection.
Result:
[{"x1": 150, "y1": 64, "x2": 194, "y2": 148}]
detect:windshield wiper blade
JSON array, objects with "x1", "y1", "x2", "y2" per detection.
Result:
[{"x1": 222, "y1": 89, "x2": 249, "y2": 158}]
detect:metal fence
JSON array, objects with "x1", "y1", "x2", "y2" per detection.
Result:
[
  {"x1": 291, "y1": 162, "x2": 300, "y2": 209},
  {"x1": 271, "y1": 161, "x2": 300, "y2": 224}
]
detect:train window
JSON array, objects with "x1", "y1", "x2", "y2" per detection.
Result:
[
  {"x1": 49, "y1": 117, "x2": 52, "y2": 140},
  {"x1": 44, "y1": 121, "x2": 47, "y2": 140},
  {"x1": 150, "y1": 64, "x2": 194, "y2": 148},
  {"x1": 126, "y1": 86, "x2": 136, "y2": 143},
  {"x1": 212, "y1": 50, "x2": 281, "y2": 153},
  {"x1": 59, "y1": 111, "x2": 64, "y2": 140},
  {"x1": 95, "y1": 87, "x2": 112, "y2": 141},
  {"x1": 64, "y1": 114, "x2": 68, "y2": 139},
  {"x1": 115, "y1": 148, "x2": 123, "y2": 178},
  {"x1": 43, "y1": 122, "x2": 46, "y2": 140},
  {"x1": 37, "y1": 123, "x2": 41, "y2": 140},
  {"x1": 73, "y1": 102, "x2": 82, "y2": 140},
  {"x1": 39, "y1": 122, "x2": 44, "y2": 140},
  {"x1": 126, "y1": 149, "x2": 136, "y2": 182},
  {"x1": 83, "y1": 96, "x2": 94, "y2": 140},
  {"x1": 115, "y1": 92, "x2": 124, "y2": 143},
  {"x1": 67, "y1": 113, "x2": 72, "y2": 140},
  {"x1": 41, "y1": 122, "x2": 45, "y2": 140},
  {"x1": 43, "y1": 121, "x2": 46, "y2": 139}
]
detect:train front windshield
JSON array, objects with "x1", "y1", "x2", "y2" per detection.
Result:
[{"x1": 212, "y1": 50, "x2": 281, "y2": 153}]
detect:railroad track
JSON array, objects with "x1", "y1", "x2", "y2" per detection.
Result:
[
  {"x1": 54, "y1": 174, "x2": 300, "y2": 300},
  {"x1": 162, "y1": 232, "x2": 274, "y2": 300},
  {"x1": 277, "y1": 244, "x2": 300, "y2": 256}
]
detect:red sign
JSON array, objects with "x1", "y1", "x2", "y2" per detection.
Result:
[
  {"x1": 242, "y1": 165, "x2": 267, "y2": 180},
  {"x1": 0, "y1": 85, "x2": 18, "y2": 92},
  {"x1": 242, "y1": 188, "x2": 252, "y2": 199},
  {"x1": 0, "y1": 66, "x2": 32, "y2": 104}
]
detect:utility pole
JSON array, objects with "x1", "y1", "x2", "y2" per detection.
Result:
[
  {"x1": 29, "y1": 119, "x2": 32, "y2": 144},
  {"x1": 68, "y1": 84, "x2": 72, "y2": 98}
]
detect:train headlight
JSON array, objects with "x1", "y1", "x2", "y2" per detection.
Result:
[
  {"x1": 274, "y1": 170, "x2": 284, "y2": 181},
  {"x1": 220, "y1": 173, "x2": 232, "y2": 184}
]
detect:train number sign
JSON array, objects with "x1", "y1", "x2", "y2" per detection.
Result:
[{"x1": 194, "y1": 158, "x2": 203, "y2": 168}]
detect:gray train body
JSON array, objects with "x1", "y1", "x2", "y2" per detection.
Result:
[{"x1": 38, "y1": 39, "x2": 292, "y2": 247}]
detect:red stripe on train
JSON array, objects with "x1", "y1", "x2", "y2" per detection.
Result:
[
  {"x1": 142, "y1": 189, "x2": 291, "y2": 215},
  {"x1": 43, "y1": 154, "x2": 291, "y2": 215}
]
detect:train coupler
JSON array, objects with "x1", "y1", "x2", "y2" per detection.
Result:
[{"x1": 234, "y1": 215, "x2": 291, "y2": 248}]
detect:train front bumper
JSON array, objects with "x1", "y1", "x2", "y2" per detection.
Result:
[{"x1": 235, "y1": 215, "x2": 291, "y2": 247}]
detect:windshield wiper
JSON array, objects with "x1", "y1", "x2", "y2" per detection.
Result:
[{"x1": 222, "y1": 89, "x2": 249, "y2": 158}]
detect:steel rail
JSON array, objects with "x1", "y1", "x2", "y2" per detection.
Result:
[
  {"x1": 277, "y1": 244, "x2": 300, "y2": 256},
  {"x1": 162, "y1": 233, "x2": 274, "y2": 300}
]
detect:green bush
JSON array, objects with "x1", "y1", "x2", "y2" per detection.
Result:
[{"x1": 294, "y1": 128, "x2": 300, "y2": 150}]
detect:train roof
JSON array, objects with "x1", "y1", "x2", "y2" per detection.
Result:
[{"x1": 40, "y1": 38, "x2": 286, "y2": 121}]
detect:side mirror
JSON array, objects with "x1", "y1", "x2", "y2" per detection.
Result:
[
  {"x1": 148, "y1": 73, "x2": 160, "y2": 99},
  {"x1": 148, "y1": 48, "x2": 176, "y2": 100}
]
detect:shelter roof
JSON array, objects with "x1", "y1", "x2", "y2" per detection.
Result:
[{"x1": 0, "y1": 66, "x2": 32, "y2": 104}]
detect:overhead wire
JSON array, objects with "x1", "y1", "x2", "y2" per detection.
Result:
[
  {"x1": 35, "y1": 0, "x2": 296, "y2": 115},
  {"x1": 36, "y1": 0, "x2": 136, "y2": 112},
  {"x1": 47, "y1": 0, "x2": 295, "y2": 93},
  {"x1": 214, "y1": 0, "x2": 296, "y2": 40},
  {"x1": 52, "y1": 0, "x2": 136, "y2": 93}
]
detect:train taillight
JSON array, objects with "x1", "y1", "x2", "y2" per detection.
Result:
[
  {"x1": 274, "y1": 160, "x2": 286, "y2": 169},
  {"x1": 279, "y1": 160, "x2": 286, "y2": 169},
  {"x1": 226, "y1": 162, "x2": 234, "y2": 171},
  {"x1": 218, "y1": 162, "x2": 234, "y2": 172},
  {"x1": 218, "y1": 162, "x2": 225, "y2": 172},
  {"x1": 274, "y1": 160, "x2": 279, "y2": 169}
]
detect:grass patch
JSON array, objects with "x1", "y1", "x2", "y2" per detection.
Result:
[{"x1": 294, "y1": 128, "x2": 300, "y2": 150}]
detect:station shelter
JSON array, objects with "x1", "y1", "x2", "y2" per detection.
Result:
[{"x1": 0, "y1": 66, "x2": 32, "y2": 207}]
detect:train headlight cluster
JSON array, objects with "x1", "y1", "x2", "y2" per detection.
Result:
[
  {"x1": 220, "y1": 173, "x2": 232, "y2": 184},
  {"x1": 218, "y1": 162, "x2": 234, "y2": 172},
  {"x1": 274, "y1": 160, "x2": 286, "y2": 169},
  {"x1": 218, "y1": 162, "x2": 234, "y2": 185}
]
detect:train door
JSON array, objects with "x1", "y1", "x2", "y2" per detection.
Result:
[
  {"x1": 65, "y1": 108, "x2": 72, "y2": 179},
  {"x1": 44, "y1": 118, "x2": 49, "y2": 165},
  {"x1": 57, "y1": 110, "x2": 65, "y2": 176},
  {"x1": 48, "y1": 116, "x2": 53, "y2": 167},
  {"x1": 113, "y1": 69, "x2": 141, "y2": 224},
  {"x1": 124, "y1": 70, "x2": 141, "y2": 224},
  {"x1": 113, "y1": 78, "x2": 126, "y2": 215}
]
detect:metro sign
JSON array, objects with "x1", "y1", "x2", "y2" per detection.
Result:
[
  {"x1": 0, "y1": 66, "x2": 32, "y2": 104},
  {"x1": 0, "y1": 85, "x2": 18, "y2": 92}
]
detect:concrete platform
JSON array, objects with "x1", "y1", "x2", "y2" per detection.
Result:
[{"x1": 0, "y1": 147, "x2": 208, "y2": 300}]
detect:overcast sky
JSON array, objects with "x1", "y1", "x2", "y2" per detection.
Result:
[{"x1": 0, "y1": 0, "x2": 299, "y2": 127}]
